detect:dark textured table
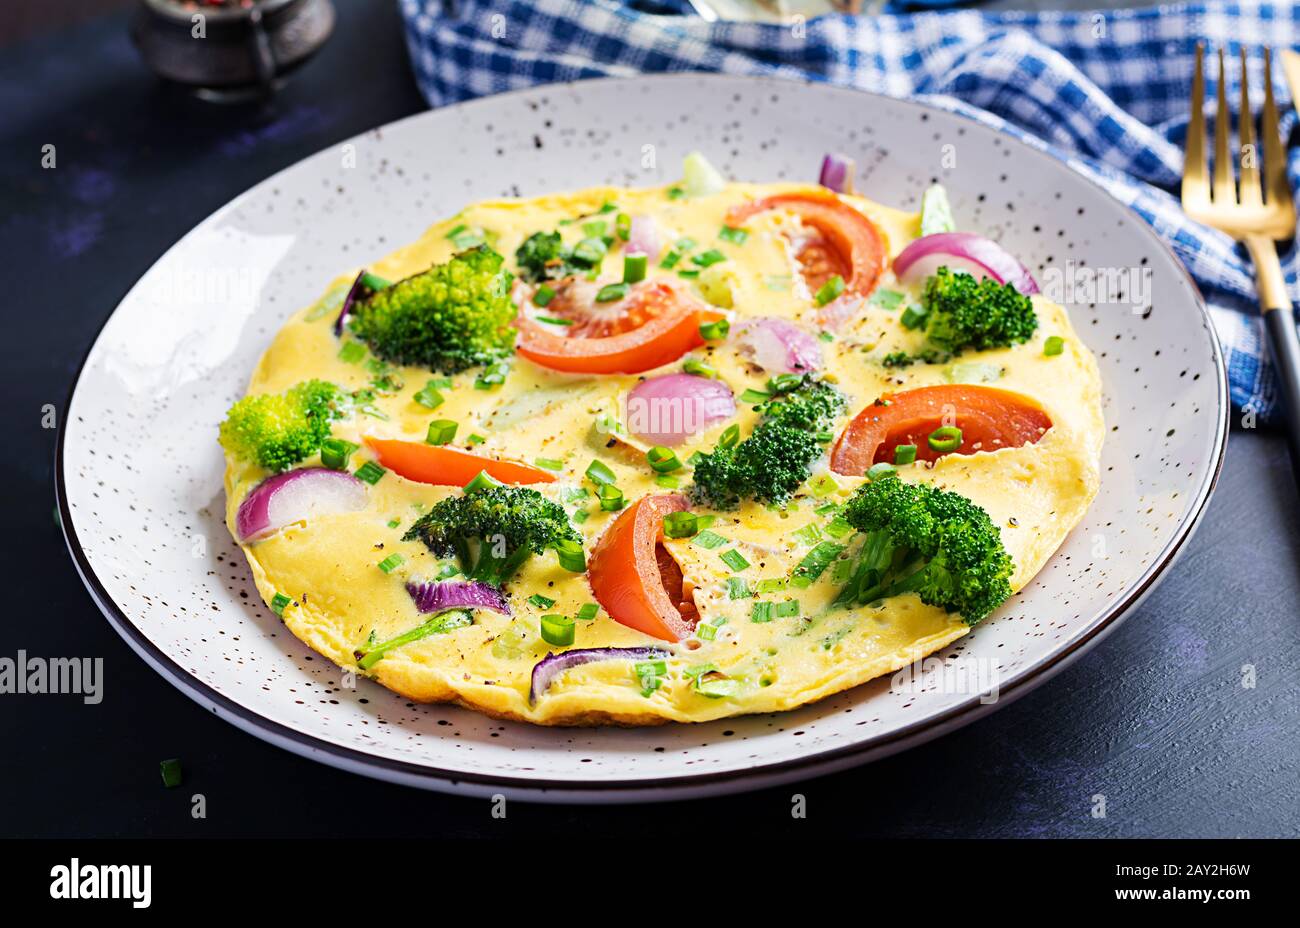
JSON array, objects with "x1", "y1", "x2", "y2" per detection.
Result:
[{"x1": 3, "y1": 0, "x2": 1297, "y2": 838}]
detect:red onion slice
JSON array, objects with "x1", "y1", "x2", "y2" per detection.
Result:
[
  {"x1": 625, "y1": 215, "x2": 661, "y2": 260},
  {"x1": 734, "y1": 317, "x2": 823, "y2": 374},
  {"x1": 626, "y1": 374, "x2": 736, "y2": 447},
  {"x1": 893, "y1": 232, "x2": 1039, "y2": 295},
  {"x1": 236, "y1": 468, "x2": 369, "y2": 542},
  {"x1": 334, "y1": 271, "x2": 369, "y2": 337},
  {"x1": 529, "y1": 646, "x2": 672, "y2": 705},
  {"x1": 406, "y1": 579, "x2": 509, "y2": 615},
  {"x1": 818, "y1": 152, "x2": 856, "y2": 194}
]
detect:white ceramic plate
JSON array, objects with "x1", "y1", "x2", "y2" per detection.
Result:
[{"x1": 58, "y1": 75, "x2": 1227, "y2": 802}]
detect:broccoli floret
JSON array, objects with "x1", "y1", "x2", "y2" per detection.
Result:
[
  {"x1": 402, "y1": 485, "x2": 583, "y2": 588},
  {"x1": 218, "y1": 379, "x2": 345, "y2": 472},
  {"x1": 757, "y1": 373, "x2": 847, "y2": 432},
  {"x1": 921, "y1": 267, "x2": 1038, "y2": 355},
  {"x1": 833, "y1": 473, "x2": 1012, "y2": 625},
  {"x1": 349, "y1": 245, "x2": 516, "y2": 375},
  {"x1": 691, "y1": 374, "x2": 846, "y2": 510},
  {"x1": 514, "y1": 231, "x2": 568, "y2": 284}
]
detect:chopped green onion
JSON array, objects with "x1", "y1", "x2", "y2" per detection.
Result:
[
  {"x1": 447, "y1": 224, "x2": 487, "y2": 249},
  {"x1": 582, "y1": 220, "x2": 607, "y2": 238},
  {"x1": 928, "y1": 426, "x2": 963, "y2": 453},
  {"x1": 676, "y1": 269, "x2": 699, "y2": 279},
  {"x1": 534, "y1": 457, "x2": 564, "y2": 471},
  {"x1": 571, "y1": 237, "x2": 607, "y2": 267},
  {"x1": 533, "y1": 284, "x2": 557, "y2": 307},
  {"x1": 692, "y1": 249, "x2": 726, "y2": 268},
  {"x1": 867, "y1": 462, "x2": 896, "y2": 480},
  {"x1": 159, "y1": 758, "x2": 183, "y2": 788},
  {"x1": 354, "y1": 460, "x2": 386, "y2": 485},
  {"x1": 474, "y1": 361, "x2": 510, "y2": 390},
  {"x1": 540, "y1": 614, "x2": 575, "y2": 647},
  {"x1": 464, "y1": 469, "x2": 504, "y2": 493},
  {"x1": 808, "y1": 473, "x2": 838, "y2": 497},
  {"x1": 754, "y1": 578, "x2": 787, "y2": 595},
  {"x1": 425, "y1": 419, "x2": 458, "y2": 445},
  {"x1": 338, "y1": 341, "x2": 367, "y2": 364},
  {"x1": 739, "y1": 388, "x2": 771, "y2": 404},
  {"x1": 646, "y1": 446, "x2": 681, "y2": 473},
  {"x1": 377, "y1": 553, "x2": 405, "y2": 574},
  {"x1": 554, "y1": 538, "x2": 586, "y2": 573},
  {"x1": 683, "y1": 358, "x2": 717, "y2": 378},
  {"x1": 894, "y1": 444, "x2": 918, "y2": 465},
  {"x1": 720, "y1": 549, "x2": 750, "y2": 572},
  {"x1": 655, "y1": 474, "x2": 681, "y2": 489},
  {"x1": 1044, "y1": 335, "x2": 1065, "y2": 356},
  {"x1": 639, "y1": 673, "x2": 663, "y2": 697},
  {"x1": 634, "y1": 659, "x2": 667, "y2": 677},
  {"x1": 659, "y1": 249, "x2": 683, "y2": 270},
  {"x1": 695, "y1": 676, "x2": 740, "y2": 699},
  {"x1": 696, "y1": 622, "x2": 718, "y2": 641},
  {"x1": 870, "y1": 288, "x2": 906, "y2": 310},
  {"x1": 320, "y1": 437, "x2": 359, "y2": 470},
  {"x1": 824, "y1": 516, "x2": 854, "y2": 539},
  {"x1": 563, "y1": 487, "x2": 590, "y2": 503},
  {"x1": 692, "y1": 529, "x2": 728, "y2": 549},
  {"x1": 698, "y1": 318, "x2": 730, "y2": 340},
  {"x1": 576, "y1": 603, "x2": 599, "y2": 621},
  {"x1": 727, "y1": 577, "x2": 751, "y2": 600},
  {"x1": 815, "y1": 274, "x2": 846, "y2": 306},
  {"x1": 718, "y1": 424, "x2": 741, "y2": 449},
  {"x1": 270, "y1": 592, "x2": 292, "y2": 616},
  {"x1": 387, "y1": 517, "x2": 401, "y2": 529},
  {"x1": 572, "y1": 508, "x2": 589, "y2": 523},
  {"x1": 615, "y1": 212, "x2": 631, "y2": 240},
  {"x1": 360, "y1": 271, "x2": 391, "y2": 292},
  {"x1": 413, "y1": 382, "x2": 445, "y2": 410},
  {"x1": 718, "y1": 225, "x2": 749, "y2": 244},
  {"x1": 468, "y1": 433, "x2": 486, "y2": 445},
  {"x1": 666, "y1": 185, "x2": 685, "y2": 200},
  {"x1": 663, "y1": 511, "x2": 699, "y2": 538},
  {"x1": 528, "y1": 593, "x2": 556, "y2": 609},
  {"x1": 793, "y1": 541, "x2": 845, "y2": 583},
  {"x1": 773, "y1": 599, "x2": 800, "y2": 618},
  {"x1": 900, "y1": 305, "x2": 928, "y2": 330},
  {"x1": 623, "y1": 253, "x2": 647, "y2": 284},
  {"x1": 596, "y1": 282, "x2": 629, "y2": 303},
  {"x1": 585, "y1": 459, "x2": 617, "y2": 486},
  {"x1": 751, "y1": 601, "x2": 774, "y2": 623},
  {"x1": 598, "y1": 483, "x2": 625, "y2": 511},
  {"x1": 534, "y1": 315, "x2": 573, "y2": 327}
]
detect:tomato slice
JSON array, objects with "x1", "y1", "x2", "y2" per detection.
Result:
[
  {"x1": 588, "y1": 494, "x2": 697, "y2": 642},
  {"x1": 830, "y1": 385, "x2": 1052, "y2": 475},
  {"x1": 365, "y1": 438, "x2": 556, "y2": 486},
  {"x1": 516, "y1": 279, "x2": 722, "y2": 375},
  {"x1": 727, "y1": 190, "x2": 888, "y2": 301}
]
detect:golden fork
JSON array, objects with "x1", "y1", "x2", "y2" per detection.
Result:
[{"x1": 1183, "y1": 44, "x2": 1300, "y2": 488}]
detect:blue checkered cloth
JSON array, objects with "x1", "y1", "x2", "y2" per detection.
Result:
[{"x1": 399, "y1": 0, "x2": 1300, "y2": 420}]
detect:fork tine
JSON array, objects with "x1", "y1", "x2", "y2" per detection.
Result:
[
  {"x1": 1182, "y1": 43, "x2": 1210, "y2": 206},
  {"x1": 1213, "y1": 46, "x2": 1236, "y2": 204},
  {"x1": 1239, "y1": 47, "x2": 1263, "y2": 207},
  {"x1": 1261, "y1": 46, "x2": 1289, "y2": 208}
]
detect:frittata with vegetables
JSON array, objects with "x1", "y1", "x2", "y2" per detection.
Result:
[{"x1": 220, "y1": 153, "x2": 1103, "y2": 725}]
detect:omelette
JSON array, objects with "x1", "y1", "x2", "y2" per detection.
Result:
[{"x1": 220, "y1": 154, "x2": 1103, "y2": 726}]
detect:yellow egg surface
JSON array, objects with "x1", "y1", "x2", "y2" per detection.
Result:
[{"x1": 223, "y1": 180, "x2": 1103, "y2": 726}]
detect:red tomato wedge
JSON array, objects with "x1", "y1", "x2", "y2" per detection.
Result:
[
  {"x1": 830, "y1": 384, "x2": 1053, "y2": 475},
  {"x1": 516, "y1": 280, "x2": 723, "y2": 375},
  {"x1": 726, "y1": 190, "x2": 888, "y2": 299},
  {"x1": 588, "y1": 494, "x2": 698, "y2": 642},
  {"x1": 365, "y1": 438, "x2": 556, "y2": 486}
]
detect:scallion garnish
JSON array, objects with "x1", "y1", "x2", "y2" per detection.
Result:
[
  {"x1": 377, "y1": 553, "x2": 405, "y2": 574},
  {"x1": 815, "y1": 274, "x2": 846, "y2": 306},
  {"x1": 528, "y1": 593, "x2": 556, "y2": 609},
  {"x1": 646, "y1": 446, "x2": 681, "y2": 473},
  {"x1": 615, "y1": 212, "x2": 631, "y2": 240},
  {"x1": 576, "y1": 603, "x2": 599, "y2": 621},
  {"x1": 718, "y1": 424, "x2": 741, "y2": 449},
  {"x1": 727, "y1": 577, "x2": 751, "y2": 600},
  {"x1": 354, "y1": 460, "x2": 386, "y2": 485},
  {"x1": 585, "y1": 459, "x2": 617, "y2": 486},
  {"x1": 463, "y1": 469, "x2": 504, "y2": 493},
  {"x1": 793, "y1": 540, "x2": 846, "y2": 583},
  {"x1": 426, "y1": 419, "x2": 458, "y2": 445},
  {"x1": 598, "y1": 483, "x2": 625, "y2": 511},
  {"x1": 692, "y1": 248, "x2": 726, "y2": 268},
  {"x1": 751, "y1": 601, "x2": 774, "y2": 623},
  {"x1": 338, "y1": 341, "x2": 367, "y2": 364},
  {"x1": 555, "y1": 538, "x2": 586, "y2": 573},
  {"x1": 739, "y1": 388, "x2": 771, "y2": 404},
  {"x1": 413, "y1": 382, "x2": 445, "y2": 410},
  {"x1": 692, "y1": 529, "x2": 727, "y2": 549},
  {"x1": 534, "y1": 314, "x2": 573, "y2": 326},
  {"x1": 320, "y1": 437, "x2": 359, "y2": 470},
  {"x1": 894, "y1": 443, "x2": 918, "y2": 465},
  {"x1": 270, "y1": 592, "x2": 292, "y2": 616},
  {"x1": 596, "y1": 282, "x2": 629, "y2": 303},
  {"x1": 718, "y1": 225, "x2": 749, "y2": 245},
  {"x1": 901, "y1": 305, "x2": 928, "y2": 330},
  {"x1": 699, "y1": 318, "x2": 730, "y2": 340},
  {"x1": 867, "y1": 462, "x2": 896, "y2": 479},
  {"x1": 539, "y1": 614, "x2": 575, "y2": 647},
  {"x1": 533, "y1": 284, "x2": 557, "y2": 307},
  {"x1": 720, "y1": 549, "x2": 750, "y2": 572},
  {"x1": 655, "y1": 474, "x2": 681, "y2": 489},
  {"x1": 534, "y1": 457, "x2": 564, "y2": 471},
  {"x1": 663, "y1": 511, "x2": 698, "y2": 538},
  {"x1": 623, "y1": 253, "x2": 647, "y2": 284},
  {"x1": 927, "y1": 426, "x2": 963, "y2": 453}
]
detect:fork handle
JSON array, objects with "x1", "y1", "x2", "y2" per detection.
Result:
[{"x1": 1262, "y1": 304, "x2": 1300, "y2": 492}]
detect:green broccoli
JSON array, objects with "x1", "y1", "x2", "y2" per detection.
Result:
[
  {"x1": 691, "y1": 375, "x2": 846, "y2": 510},
  {"x1": 833, "y1": 472, "x2": 1012, "y2": 625},
  {"x1": 218, "y1": 379, "x2": 345, "y2": 472},
  {"x1": 349, "y1": 245, "x2": 516, "y2": 375},
  {"x1": 514, "y1": 231, "x2": 567, "y2": 284},
  {"x1": 403, "y1": 484, "x2": 584, "y2": 588},
  {"x1": 920, "y1": 267, "x2": 1038, "y2": 355}
]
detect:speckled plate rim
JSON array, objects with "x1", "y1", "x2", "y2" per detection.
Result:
[{"x1": 56, "y1": 74, "x2": 1230, "y2": 803}]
